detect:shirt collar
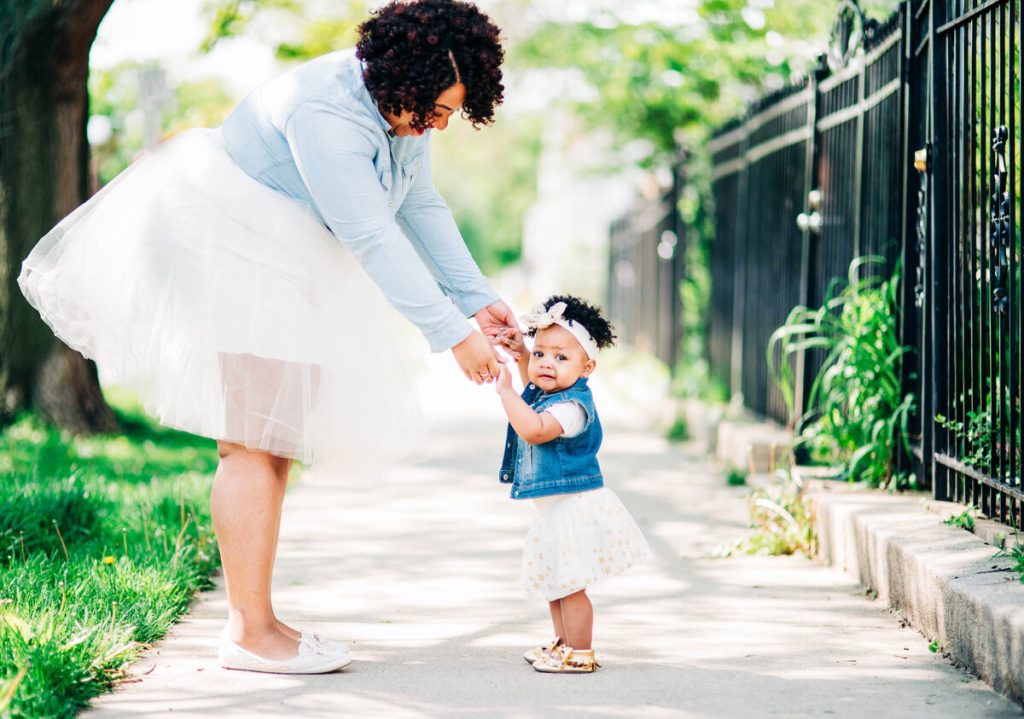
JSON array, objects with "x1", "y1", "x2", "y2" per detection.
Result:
[{"x1": 356, "y1": 59, "x2": 396, "y2": 136}]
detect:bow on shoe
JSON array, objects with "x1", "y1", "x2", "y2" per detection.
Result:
[{"x1": 299, "y1": 634, "x2": 334, "y2": 657}]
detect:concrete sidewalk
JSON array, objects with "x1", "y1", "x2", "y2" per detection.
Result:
[{"x1": 86, "y1": 361, "x2": 1022, "y2": 718}]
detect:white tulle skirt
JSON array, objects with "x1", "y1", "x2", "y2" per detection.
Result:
[
  {"x1": 521, "y1": 487, "x2": 651, "y2": 601},
  {"x1": 18, "y1": 128, "x2": 421, "y2": 468}
]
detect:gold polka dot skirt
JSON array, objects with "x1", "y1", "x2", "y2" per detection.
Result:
[{"x1": 521, "y1": 487, "x2": 651, "y2": 601}]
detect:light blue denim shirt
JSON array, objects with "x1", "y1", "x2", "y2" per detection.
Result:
[{"x1": 220, "y1": 49, "x2": 499, "y2": 352}]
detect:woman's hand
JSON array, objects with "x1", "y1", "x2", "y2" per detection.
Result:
[
  {"x1": 451, "y1": 330, "x2": 503, "y2": 384},
  {"x1": 475, "y1": 300, "x2": 520, "y2": 340}
]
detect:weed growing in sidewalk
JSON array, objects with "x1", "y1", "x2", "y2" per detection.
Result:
[
  {"x1": 0, "y1": 395, "x2": 219, "y2": 719},
  {"x1": 993, "y1": 539, "x2": 1024, "y2": 584},
  {"x1": 666, "y1": 416, "x2": 688, "y2": 442},
  {"x1": 943, "y1": 505, "x2": 977, "y2": 532},
  {"x1": 745, "y1": 470, "x2": 815, "y2": 556},
  {"x1": 714, "y1": 468, "x2": 815, "y2": 557},
  {"x1": 725, "y1": 467, "x2": 747, "y2": 487}
]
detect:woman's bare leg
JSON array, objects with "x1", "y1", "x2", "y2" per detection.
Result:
[
  {"x1": 558, "y1": 589, "x2": 593, "y2": 650},
  {"x1": 264, "y1": 460, "x2": 302, "y2": 642},
  {"x1": 212, "y1": 441, "x2": 298, "y2": 659}
]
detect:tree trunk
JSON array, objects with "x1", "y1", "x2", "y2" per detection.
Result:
[{"x1": 0, "y1": 0, "x2": 118, "y2": 432}]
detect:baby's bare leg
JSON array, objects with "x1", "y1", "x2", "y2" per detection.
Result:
[
  {"x1": 548, "y1": 599, "x2": 565, "y2": 640},
  {"x1": 558, "y1": 589, "x2": 593, "y2": 649}
]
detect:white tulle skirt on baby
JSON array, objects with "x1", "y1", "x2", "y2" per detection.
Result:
[
  {"x1": 521, "y1": 487, "x2": 651, "y2": 601},
  {"x1": 18, "y1": 128, "x2": 422, "y2": 469}
]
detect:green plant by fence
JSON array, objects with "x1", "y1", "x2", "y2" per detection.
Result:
[
  {"x1": 767, "y1": 256, "x2": 916, "y2": 489},
  {"x1": 711, "y1": 0, "x2": 1021, "y2": 524},
  {"x1": 609, "y1": 0, "x2": 1021, "y2": 529}
]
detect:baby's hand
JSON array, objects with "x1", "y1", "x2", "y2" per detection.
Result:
[
  {"x1": 494, "y1": 326, "x2": 525, "y2": 361},
  {"x1": 495, "y1": 364, "x2": 514, "y2": 394}
]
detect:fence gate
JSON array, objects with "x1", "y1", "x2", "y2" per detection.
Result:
[
  {"x1": 709, "y1": 3, "x2": 905, "y2": 426},
  {"x1": 925, "y1": 0, "x2": 1021, "y2": 523},
  {"x1": 608, "y1": 171, "x2": 686, "y2": 368},
  {"x1": 706, "y1": 0, "x2": 1022, "y2": 526}
]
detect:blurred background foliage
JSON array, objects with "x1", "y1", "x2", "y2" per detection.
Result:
[
  {"x1": 511, "y1": 0, "x2": 900, "y2": 166},
  {"x1": 89, "y1": 66, "x2": 235, "y2": 185},
  {"x1": 87, "y1": 0, "x2": 902, "y2": 276}
]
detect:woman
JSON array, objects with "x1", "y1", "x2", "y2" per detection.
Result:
[{"x1": 19, "y1": 0, "x2": 512, "y2": 674}]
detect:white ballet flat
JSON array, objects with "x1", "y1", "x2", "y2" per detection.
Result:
[
  {"x1": 304, "y1": 631, "x2": 350, "y2": 656},
  {"x1": 219, "y1": 632, "x2": 352, "y2": 674}
]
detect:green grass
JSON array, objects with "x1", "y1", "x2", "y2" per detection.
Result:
[{"x1": 0, "y1": 391, "x2": 219, "y2": 718}]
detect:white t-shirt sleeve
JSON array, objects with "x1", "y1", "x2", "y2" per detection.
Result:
[{"x1": 543, "y1": 401, "x2": 588, "y2": 438}]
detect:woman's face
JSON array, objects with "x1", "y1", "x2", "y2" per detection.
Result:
[{"x1": 384, "y1": 83, "x2": 466, "y2": 137}]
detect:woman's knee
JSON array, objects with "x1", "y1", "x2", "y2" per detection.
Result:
[{"x1": 217, "y1": 441, "x2": 291, "y2": 475}]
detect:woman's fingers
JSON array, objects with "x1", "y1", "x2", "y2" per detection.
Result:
[
  {"x1": 488, "y1": 344, "x2": 507, "y2": 366},
  {"x1": 452, "y1": 330, "x2": 504, "y2": 384}
]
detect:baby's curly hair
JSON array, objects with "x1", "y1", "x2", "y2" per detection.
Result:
[
  {"x1": 527, "y1": 295, "x2": 617, "y2": 350},
  {"x1": 356, "y1": 0, "x2": 504, "y2": 131}
]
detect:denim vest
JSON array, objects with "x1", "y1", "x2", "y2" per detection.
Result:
[{"x1": 498, "y1": 377, "x2": 604, "y2": 500}]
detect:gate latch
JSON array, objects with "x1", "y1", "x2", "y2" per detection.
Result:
[
  {"x1": 796, "y1": 188, "x2": 823, "y2": 234},
  {"x1": 914, "y1": 147, "x2": 928, "y2": 173}
]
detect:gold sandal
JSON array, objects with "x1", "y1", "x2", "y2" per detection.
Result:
[
  {"x1": 523, "y1": 637, "x2": 562, "y2": 664},
  {"x1": 532, "y1": 645, "x2": 599, "y2": 674}
]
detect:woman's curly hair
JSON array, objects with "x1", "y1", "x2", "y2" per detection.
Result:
[
  {"x1": 356, "y1": 0, "x2": 504, "y2": 130},
  {"x1": 526, "y1": 295, "x2": 617, "y2": 350}
]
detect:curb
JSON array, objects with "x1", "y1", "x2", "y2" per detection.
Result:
[{"x1": 807, "y1": 481, "x2": 1024, "y2": 707}]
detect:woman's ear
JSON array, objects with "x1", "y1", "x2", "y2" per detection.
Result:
[{"x1": 581, "y1": 359, "x2": 597, "y2": 377}]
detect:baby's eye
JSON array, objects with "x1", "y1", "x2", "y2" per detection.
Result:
[
  {"x1": 556, "y1": 354, "x2": 568, "y2": 361},
  {"x1": 532, "y1": 351, "x2": 543, "y2": 358}
]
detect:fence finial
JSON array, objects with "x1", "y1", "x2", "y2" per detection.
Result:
[{"x1": 827, "y1": 0, "x2": 869, "y2": 71}]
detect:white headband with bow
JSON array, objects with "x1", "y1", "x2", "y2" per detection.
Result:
[{"x1": 520, "y1": 301, "x2": 599, "y2": 359}]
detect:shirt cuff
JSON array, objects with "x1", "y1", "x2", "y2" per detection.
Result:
[
  {"x1": 451, "y1": 279, "x2": 500, "y2": 318},
  {"x1": 423, "y1": 308, "x2": 474, "y2": 353}
]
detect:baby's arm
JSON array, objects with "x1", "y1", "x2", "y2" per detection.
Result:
[
  {"x1": 495, "y1": 327, "x2": 531, "y2": 386},
  {"x1": 495, "y1": 365, "x2": 564, "y2": 444}
]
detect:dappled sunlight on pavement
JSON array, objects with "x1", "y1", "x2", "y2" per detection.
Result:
[{"x1": 85, "y1": 355, "x2": 1022, "y2": 718}]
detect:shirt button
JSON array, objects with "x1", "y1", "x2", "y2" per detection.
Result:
[
  {"x1": 387, "y1": 199, "x2": 394, "y2": 208},
  {"x1": 506, "y1": 442, "x2": 511, "y2": 448}
]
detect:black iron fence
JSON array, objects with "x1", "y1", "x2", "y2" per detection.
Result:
[
  {"x1": 610, "y1": 0, "x2": 1022, "y2": 528},
  {"x1": 607, "y1": 176, "x2": 686, "y2": 368},
  {"x1": 927, "y1": 0, "x2": 1021, "y2": 524},
  {"x1": 708, "y1": 6, "x2": 906, "y2": 425}
]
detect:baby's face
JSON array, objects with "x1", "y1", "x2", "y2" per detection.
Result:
[{"x1": 527, "y1": 325, "x2": 596, "y2": 393}]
